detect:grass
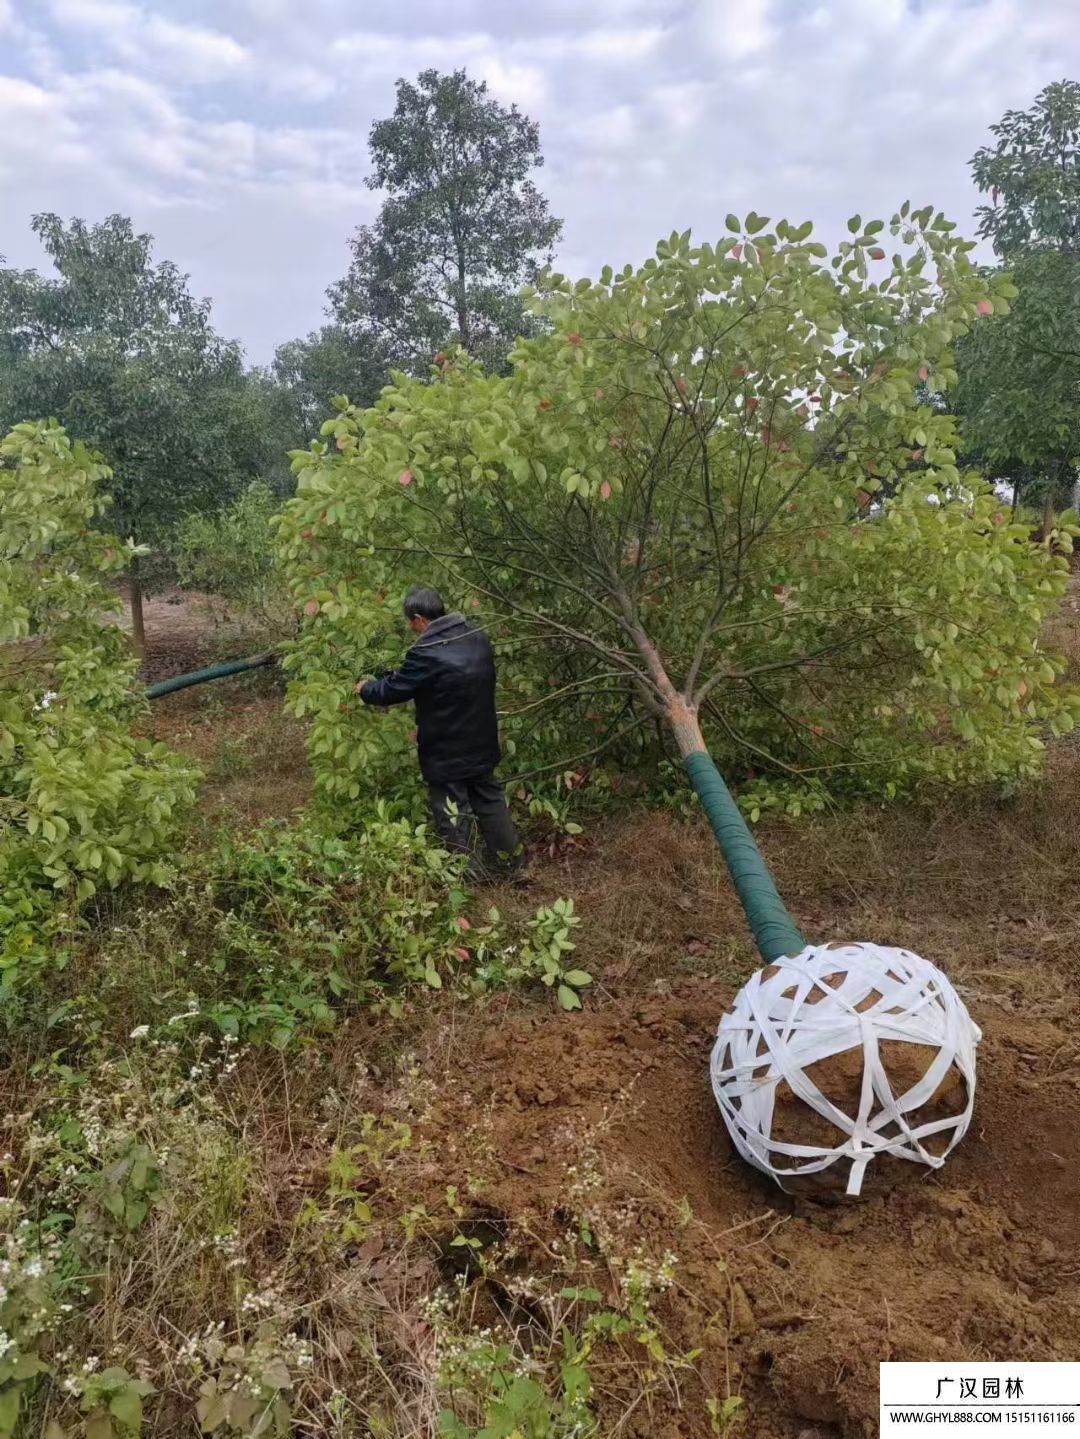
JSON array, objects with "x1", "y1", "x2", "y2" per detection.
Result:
[{"x1": 7, "y1": 609, "x2": 1080, "y2": 1437}]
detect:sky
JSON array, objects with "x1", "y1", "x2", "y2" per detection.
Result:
[{"x1": 2, "y1": 0, "x2": 1079, "y2": 365}]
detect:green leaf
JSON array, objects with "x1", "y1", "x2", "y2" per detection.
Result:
[
  {"x1": 109, "y1": 1389, "x2": 144, "y2": 1429},
  {"x1": 562, "y1": 969, "x2": 593, "y2": 988},
  {"x1": 438, "y1": 1410, "x2": 471, "y2": 1439},
  {"x1": 261, "y1": 1358, "x2": 293, "y2": 1392},
  {"x1": 197, "y1": 1390, "x2": 228, "y2": 1432},
  {"x1": 847, "y1": 213, "x2": 862, "y2": 233},
  {"x1": 725, "y1": 213, "x2": 741, "y2": 233},
  {"x1": 124, "y1": 1197, "x2": 148, "y2": 1230},
  {"x1": 102, "y1": 1186, "x2": 125, "y2": 1220},
  {"x1": 10, "y1": 1355, "x2": 47, "y2": 1381},
  {"x1": 557, "y1": 984, "x2": 582, "y2": 1011},
  {"x1": 0, "y1": 1386, "x2": 21, "y2": 1437}
]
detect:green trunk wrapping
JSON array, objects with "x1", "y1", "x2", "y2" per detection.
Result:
[
  {"x1": 145, "y1": 652, "x2": 277, "y2": 699},
  {"x1": 683, "y1": 749, "x2": 806, "y2": 963}
]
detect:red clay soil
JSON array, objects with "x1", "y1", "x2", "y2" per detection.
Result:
[{"x1": 391, "y1": 980, "x2": 1080, "y2": 1437}]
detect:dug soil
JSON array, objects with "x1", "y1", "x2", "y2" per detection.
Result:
[
  {"x1": 148, "y1": 584, "x2": 1080, "y2": 1436},
  {"x1": 393, "y1": 978, "x2": 1080, "y2": 1437}
]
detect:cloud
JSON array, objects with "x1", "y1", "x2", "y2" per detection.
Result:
[
  {"x1": 701, "y1": 0, "x2": 776, "y2": 60},
  {"x1": 477, "y1": 57, "x2": 547, "y2": 108},
  {"x1": 48, "y1": 0, "x2": 250, "y2": 83},
  {"x1": 4, "y1": 0, "x2": 1080, "y2": 363}
]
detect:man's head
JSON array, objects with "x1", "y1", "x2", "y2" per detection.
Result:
[{"x1": 403, "y1": 586, "x2": 446, "y2": 634}]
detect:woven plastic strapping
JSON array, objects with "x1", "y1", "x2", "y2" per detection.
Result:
[{"x1": 710, "y1": 943, "x2": 982, "y2": 1196}]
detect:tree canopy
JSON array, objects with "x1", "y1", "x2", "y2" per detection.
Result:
[
  {"x1": 280, "y1": 207, "x2": 1077, "y2": 819},
  {"x1": 972, "y1": 79, "x2": 1080, "y2": 259},
  {"x1": 272, "y1": 324, "x2": 389, "y2": 443},
  {"x1": 959, "y1": 82, "x2": 1080, "y2": 518},
  {"x1": 0, "y1": 214, "x2": 293, "y2": 642},
  {"x1": 329, "y1": 69, "x2": 562, "y2": 375}
]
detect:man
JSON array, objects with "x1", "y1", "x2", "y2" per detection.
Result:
[{"x1": 357, "y1": 587, "x2": 523, "y2": 879}]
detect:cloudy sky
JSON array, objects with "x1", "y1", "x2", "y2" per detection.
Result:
[{"x1": 2, "y1": 0, "x2": 1078, "y2": 363}]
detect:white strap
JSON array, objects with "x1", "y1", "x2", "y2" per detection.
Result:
[{"x1": 710, "y1": 943, "x2": 981, "y2": 1195}]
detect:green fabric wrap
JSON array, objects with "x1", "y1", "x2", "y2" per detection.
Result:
[
  {"x1": 683, "y1": 749, "x2": 806, "y2": 963},
  {"x1": 145, "y1": 652, "x2": 277, "y2": 699}
]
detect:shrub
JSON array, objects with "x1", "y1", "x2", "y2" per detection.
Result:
[
  {"x1": 35, "y1": 810, "x2": 585, "y2": 1052},
  {"x1": 173, "y1": 481, "x2": 293, "y2": 653},
  {"x1": 0, "y1": 420, "x2": 199, "y2": 1001}
]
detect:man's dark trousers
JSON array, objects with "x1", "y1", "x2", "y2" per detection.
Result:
[{"x1": 427, "y1": 774, "x2": 521, "y2": 879}]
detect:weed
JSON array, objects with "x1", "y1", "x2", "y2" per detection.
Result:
[
  {"x1": 707, "y1": 1394, "x2": 747, "y2": 1436},
  {"x1": 0, "y1": 1202, "x2": 61, "y2": 1438},
  {"x1": 61, "y1": 1364, "x2": 156, "y2": 1439},
  {"x1": 185, "y1": 1321, "x2": 311, "y2": 1437}
]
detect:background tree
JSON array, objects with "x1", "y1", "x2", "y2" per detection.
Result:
[
  {"x1": 280, "y1": 209, "x2": 1076, "y2": 821},
  {"x1": 271, "y1": 324, "x2": 389, "y2": 443},
  {"x1": 329, "y1": 69, "x2": 562, "y2": 374},
  {"x1": 0, "y1": 214, "x2": 294, "y2": 649},
  {"x1": 972, "y1": 79, "x2": 1080, "y2": 258},
  {"x1": 958, "y1": 81, "x2": 1080, "y2": 522}
]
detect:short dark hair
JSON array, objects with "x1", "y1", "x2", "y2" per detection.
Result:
[{"x1": 403, "y1": 586, "x2": 446, "y2": 621}]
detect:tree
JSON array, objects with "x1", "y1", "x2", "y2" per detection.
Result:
[
  {"x1": 272, "y1": 324, "x2": 389, "y2": 442},
  {"x1": 954, "y1": 249, "x2": 1080, "y2": 520},
  {"x1": 329, "y1": 69, "x2": 562, "y2": 373},
  {"x1": 0, "y1": 214, "x2": 293, "y2": 649},
  {"x1": 0, "y1": 420, "x2": 199, "y2": 999},
  {"x1": 960, "y1": 82, "x2": 1080, "y2": 522},
  {"x1": 972, "y1": 79, "x2": 1080, "y2": 259},
  {"x1": 279, "y1": 209, "x2": 1077, "y2": 827}
]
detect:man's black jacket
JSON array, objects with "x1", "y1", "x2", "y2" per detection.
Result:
[{"x1": 358, "y1": 612, "x2": 501, "y2": 783}]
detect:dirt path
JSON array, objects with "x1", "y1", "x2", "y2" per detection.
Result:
[{"x1": 116, "y1": 584, "x2": 223, "y2": 683}]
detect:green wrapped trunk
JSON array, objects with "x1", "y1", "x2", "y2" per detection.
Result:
[
  {"x1": 682, "y1": 749, "x2": 806, "y2": 964},
  {"x1": 145, "y1": 651, "x2": 277, "y2": 699}
]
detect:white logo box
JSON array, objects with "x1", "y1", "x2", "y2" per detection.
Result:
[{"x1": 881, "y1": 1363, "x2": 1080, "y2": 1435}]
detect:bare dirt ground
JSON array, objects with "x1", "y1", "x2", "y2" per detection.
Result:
[
  {"x1": 148, "y1": 588, "x2": 1080, "y2": 1438},
  {"x1": 117, "y1": 584, "x2": 218, "y2": 683}
]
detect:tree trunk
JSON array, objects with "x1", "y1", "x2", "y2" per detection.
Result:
[
  {"x1": 630, "y1": 626, "x2": 806, "y2": 963},
  {"x1": 129, "y1": 555, "x2": 146, "y2": 658},
  {"x1": 456, "y1": 247, "x2": 470, "y2": 352},
  {"x1": 1042, "y1": 484, "x2": 1056, "y2": 539}
]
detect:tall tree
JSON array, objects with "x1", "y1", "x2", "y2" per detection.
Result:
[
  {"x1": 0, "y1": 214, "x2": 292, "y2": 649},
  {"x1": 959, "y1": 81, "x2": 1080, "y2": 522},
  {"x1": 972, "y1": 79, "x2": 1080, "y2": 259},
  {"x1": 329, "y1": 69, "x2": 562, "y2": 373}
]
